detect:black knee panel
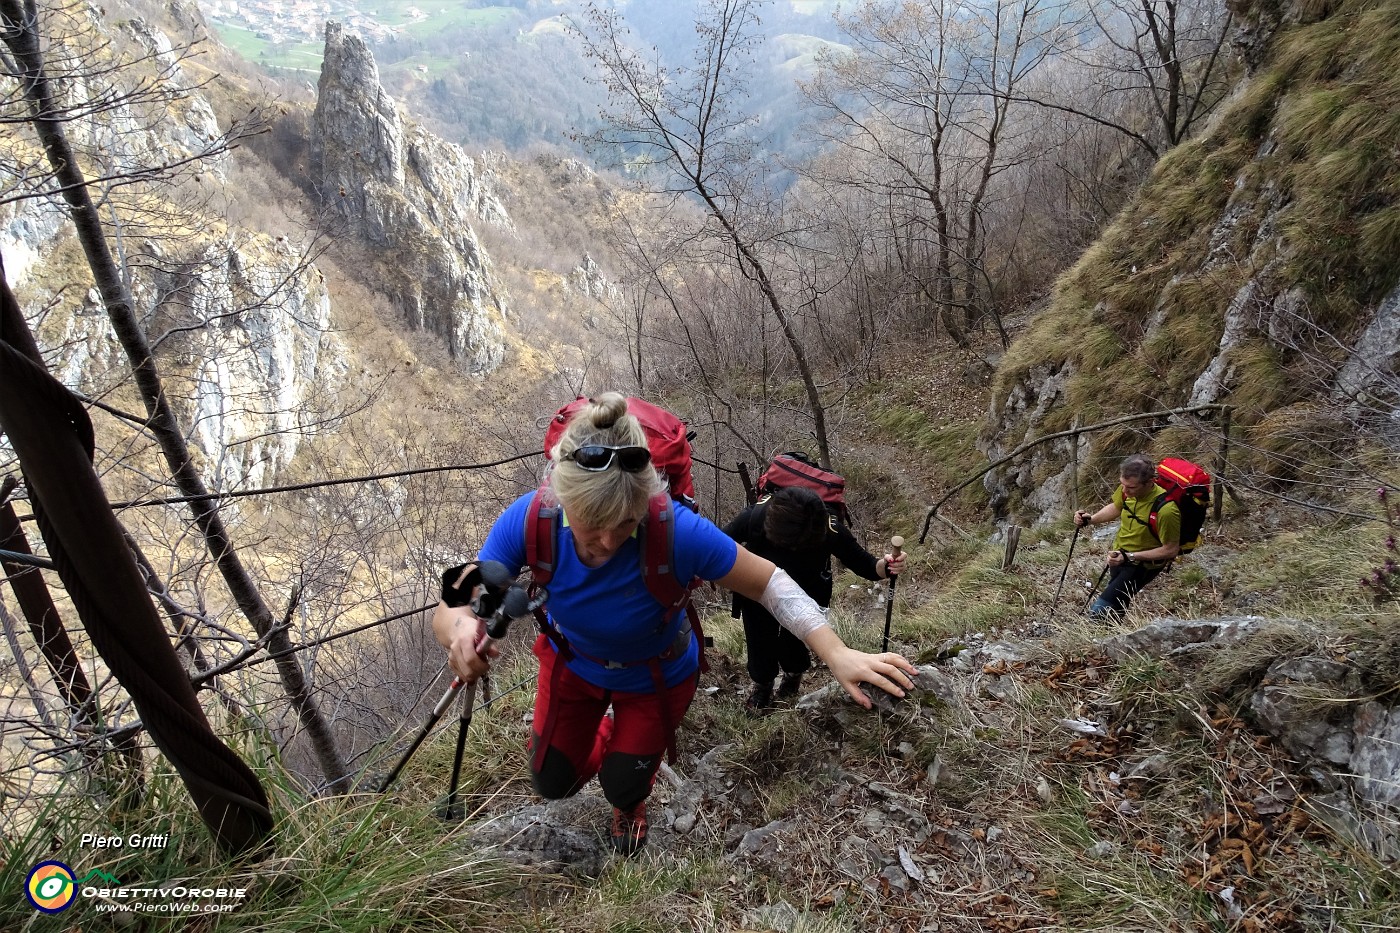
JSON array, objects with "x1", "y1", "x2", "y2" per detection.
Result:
[
  {"x1": 598, "y1": 752, "x2": 657, "y2": 811},
  {"x1": 530, "y1": 743, "x2": 586, "y2": 800}
]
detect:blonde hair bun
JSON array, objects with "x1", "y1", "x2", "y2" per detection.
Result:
[{"x1": 586, "y1": 392, "x2": 628, "y2": 431}]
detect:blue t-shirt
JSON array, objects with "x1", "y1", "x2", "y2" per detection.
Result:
[{"x1": 479, "y1": 492, "x2": 738, "y2": 691}]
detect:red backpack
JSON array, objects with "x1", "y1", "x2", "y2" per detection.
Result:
[
  {"x1": 540, "y1": 396, "x2": 696, "y2": 506},
  {"x1": 1148, "y1": 457, "x2": 1212, "y2": 556},
  {"x1": 758, "y1": 452, "x2": 850, "y2": 525}
]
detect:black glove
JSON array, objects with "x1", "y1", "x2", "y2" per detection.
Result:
[
  {"x1": 440, "y1": 560, "x2": 515, "y2": 612},
  {"x1": 440, "y1": 563, "x2": 480, "y2": 608}
]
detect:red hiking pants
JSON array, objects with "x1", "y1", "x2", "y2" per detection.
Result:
[{"x1": 528, "y1": 633, "x2": 698, "y2": 810}]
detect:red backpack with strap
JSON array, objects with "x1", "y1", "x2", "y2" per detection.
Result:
[
  {"x1": 543, "y1": 396, "x2": 697, "y2": 506},
  {"x1": 758, "y1": 452, "x2": 850, "y2": 524},
  {"x1": 527, "y1": 395, "x2": 699, "y2": 613},
  {"x1": 1148, "y1": 457, "x2": 1212, "y2": 557}
]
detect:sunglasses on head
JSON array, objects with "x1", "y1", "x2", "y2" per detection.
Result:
[{"x1": 568, "y1": 445, "x2": 653, "y2": 472}]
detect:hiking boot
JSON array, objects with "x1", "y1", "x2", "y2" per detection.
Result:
[
  {"x1": 775, "y1": 672, "x2": 803, "y2": 700},
  {"x1": 610, "y1": 801, "x2": 648, "y2": 856},
  {"x1": 745, "y1": 680, "x2": 774, "y2": 716}
]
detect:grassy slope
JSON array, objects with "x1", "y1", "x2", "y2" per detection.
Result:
[{"x1": 990, "y1": 0, "x2": 1400, "y2": 497}]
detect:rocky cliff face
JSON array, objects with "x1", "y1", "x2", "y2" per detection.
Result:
[
  {"x1": 166, "y1": 237, "x2": 341, "y2": 491},
  {"x1": 310, "y1": 22, "x2": 508, "y2": 374},
  {"x1": 1, "y1": 3, "x2": 228, "y2": 286},
  {"x1": 111, "y1": 13, "x2": 230, "y2": 181},
  {"x1": 3, "y1": 6, "x2": 342, "y2": 491},
  {"x1": 26, "y1": 231, "x2": 340, "y2": 492},
  {"x1": 0, "y1": 197, "x2": 69, "y2": 289},
  {"x1": 981, "y1": 0, "x2": 1400, "y2": 522}
]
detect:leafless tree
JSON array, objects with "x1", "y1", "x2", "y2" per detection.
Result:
[
  {"x1": 803, "y1": 0, "x2": 1070, "y2": 347},
  {"x1": 1014, "y1": 0, "x2": 1236, "y2": 159},
  {"x1": 1, "y1": 0, "x2": 349, "y2": 789},
  {"x1": 570, "y1": 0, "x2": 839, "y2": 467}
]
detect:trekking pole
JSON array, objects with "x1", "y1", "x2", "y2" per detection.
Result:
[
  {"x1": 1083, "y1": 563, "x2": 1110, "y2": 614},
  {"x1": 440, "y1": 584, "x2": 540, "y2": 821},
  {"x1": 378, "y1": 673, "x2": 464, "y2": 794},
  {"x1": 880, "y1": 536, "x2": 904, "y2": 653},
  {"x1": 441, "y1": 686, "x2": 475, "y2": 821},
  {"x1": 377, "y1": 562, "x2": 520, "y2": 794},
  {"x1": 1050, "y1": 523, "x2": 1083, "y2": 615}
]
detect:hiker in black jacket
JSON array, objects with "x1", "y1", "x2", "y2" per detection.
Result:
[{"x1": 723, "y1": 487, "x2": 906, "y2": 713}]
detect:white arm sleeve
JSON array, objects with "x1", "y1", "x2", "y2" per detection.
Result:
[{"x1": 757, "y1": 567, "x2": 830, "y2": 643}]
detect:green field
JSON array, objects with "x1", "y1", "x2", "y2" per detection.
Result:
[
  {"x1": 211, "y1": 23, "x2": 324, "y2": 73},
  {"x1": 206, "y1": 4, "x2": 521, "y2": 76},
  {"x1": 394, "y1": 3, "x2": 518, "y2": 34}
]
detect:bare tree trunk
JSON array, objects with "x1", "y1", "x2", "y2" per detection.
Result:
[
  {"x1": 0, "y1": 597, "x2": 61, "y2": 741},
  {"x1": 1, "y1": 1, "x2": 348, "y2": 791},
  {"x1": 1, "y1": 486, "x2": 94, "y2": 725},
  {"x1": 576, "y1": 0, "x2": 835, "y2": 467},
  {"x1": 1, "y1": 475, "x2": 146, "y2": 792},
  {"x1": 932, "y1": 206, "x2": 965, "y2": 347},
  {"x1": 707, "y1": 202, "x2": 834, "y2": 468}
]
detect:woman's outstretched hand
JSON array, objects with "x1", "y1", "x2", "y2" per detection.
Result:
[
  {"x1": 807, "y1": 627, "x2": 917, "y2": 708},
  {"x1": 829, "y1": 648, "x2": 917, "y2": 708}
]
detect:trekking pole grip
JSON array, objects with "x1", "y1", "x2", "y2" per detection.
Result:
[{"x1": 881, "y1": 537, "x2": 903, "y2": 653}]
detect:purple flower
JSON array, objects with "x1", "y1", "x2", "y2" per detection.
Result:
[
  {"x1": 1380, "y1": 487, "x2": 1390, "y2": 502},
  {"x1": 1387, "y1": 535, "x2": 1396, "y2": 551}
]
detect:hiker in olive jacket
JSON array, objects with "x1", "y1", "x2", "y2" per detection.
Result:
[
  {"x1": 724, "y1": 487, "x2": 905, "y2": 712},
  {"x1": 1075, "y1": 453, "x2": 1181, "y2": 620}
]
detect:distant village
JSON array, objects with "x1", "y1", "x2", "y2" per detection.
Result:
[{"x1": 200, "y1": 0, "x2": 428, "y2": 44}]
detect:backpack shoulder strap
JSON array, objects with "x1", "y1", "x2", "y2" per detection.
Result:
[
  {"x1": 639, "y1": 493, "x2": 687, "y2": 613},
  {"x1": 1121, "y1": 499, "x2": 1161, "y2": 542},
  {"x1": 639, "y1": 494, "x2": 711, "y2": 674},
  {"x1": 524, "y1": 487, "x2": 562, "y2": 587},
  {"x1": 524, "y1": 488, "x2": 568, "y2": 644},
  {"x1": 1145, "y1": 492, "x2": 1167, "y2": 543}
]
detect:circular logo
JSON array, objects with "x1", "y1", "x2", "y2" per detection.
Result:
[{"x1": 26, "y1": 861, "x2": 77, "y2": 913}]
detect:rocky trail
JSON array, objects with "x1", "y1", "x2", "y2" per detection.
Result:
[{"x1": 451, "y1": 533, "x2": 1399, "y2": 932}]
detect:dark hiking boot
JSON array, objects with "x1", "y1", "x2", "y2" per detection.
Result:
[
  {"x1": 775, "y1": 672, "x2": 803, "y2": 700},
  {"x1": 745, "y1": 680, "x2": 774, "y2": 716},
  {"x1": 610, "y1": 801, "x2": 648, "y2": 856}
]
